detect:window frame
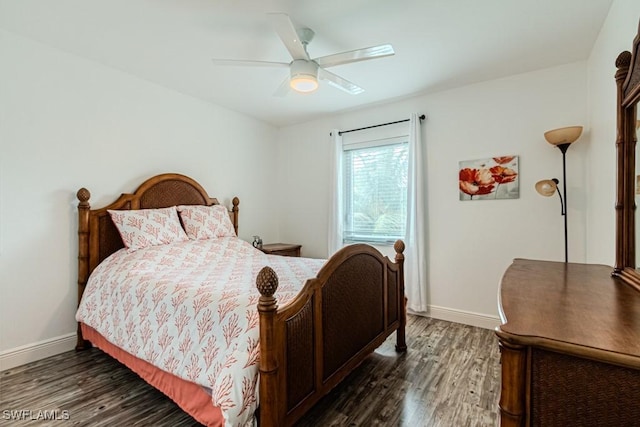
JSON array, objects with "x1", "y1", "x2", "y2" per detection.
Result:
[{"x1": 341, "y1": 135, "x2": 409, "y2": 245}]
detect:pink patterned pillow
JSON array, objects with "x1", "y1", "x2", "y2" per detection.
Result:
[
  {"x1": 108, "y1": 206, "x2": 188, "y2": 251},
  {"x1": 177, "y1": 204, "x2": 236, "y2": 240}
]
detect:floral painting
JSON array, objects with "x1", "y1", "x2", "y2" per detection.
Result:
[{"x1": 459, "y1": 156, "x2": 519, "y2": 200}]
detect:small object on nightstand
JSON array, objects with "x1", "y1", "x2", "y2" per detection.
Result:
[
  {"x1": 259, "y1": 243, "x2": 301, "y2": 257},
  {"x1": 252, "y1": 235, "x2": 263, "y2": 249}
]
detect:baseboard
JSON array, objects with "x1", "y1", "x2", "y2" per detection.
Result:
[
  {"x1": 411, "y1": 305, "x2": 501, "y2": 330},
  {"x1": 0, "y1": 333, "x2": 76, "y2": 372}
]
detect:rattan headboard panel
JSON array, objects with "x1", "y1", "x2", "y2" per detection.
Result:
[
  {"x1": 79, "y1": 173, "x2": 238, "y2": 281},
  {"x1": 285, "y1": 299, "x2": 316, "y2": 412},
  {"x1": 321, "y1": 254, "x2": 384, "y2": 381},
  {"x1": 97, "y1": 209, "x2": 126, "y2": 263},
  {"x1": 139, "y1": 180, "x2": 209, "y2": 209}
]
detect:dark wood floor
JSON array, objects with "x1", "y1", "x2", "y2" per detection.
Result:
[{"x1": 0, "y1": 315, "x2": 501, "y2": 426}]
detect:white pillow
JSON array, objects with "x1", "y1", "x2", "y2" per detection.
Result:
[
  {"x1": 177, "y1": 204, "x2": 236, "y2": 240},
  {"x1": 108, "y1": 206, "x2": 188, "y2": 251}
]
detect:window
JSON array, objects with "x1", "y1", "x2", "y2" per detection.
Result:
[{"x1": 343, "y1": 137, "x2": 408, "y2": 244}]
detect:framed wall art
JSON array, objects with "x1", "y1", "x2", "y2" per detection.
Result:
[{"x1": 459, "y1": 155, "x2": 519, "y2": 201}]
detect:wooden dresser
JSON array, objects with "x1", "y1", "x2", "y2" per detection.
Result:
[{"x1": 496, "y1": 259, "x2": 640, "y2": 426}]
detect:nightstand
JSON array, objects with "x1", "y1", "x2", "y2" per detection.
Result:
[{"x1": 259, "y1": 243, "x2": 301, "y2": 257}]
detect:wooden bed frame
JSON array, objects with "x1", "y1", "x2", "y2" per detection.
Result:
[{"x1": 75, "y1": 172, "x2": 407, "y2": 427}]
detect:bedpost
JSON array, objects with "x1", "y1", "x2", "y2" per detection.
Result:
[
  {"x1": 394, "y1": 240, "x2": 407, "y2": 352},
  {"x1": 76, "y1": 188, "x2": 91, "y2": 351},
  {"x1": 256, "y1": 266, "x2": 280, "y2": 427},
  {"x1": 231, "y1": 197, "x2": 240, "y2": 236}
]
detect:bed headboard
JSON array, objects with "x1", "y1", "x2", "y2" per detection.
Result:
[{"x1": 76, "y1": 173, "x2": 239, "y2": 336}]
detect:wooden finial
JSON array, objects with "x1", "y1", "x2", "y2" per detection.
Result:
[
  {"x1": 232, "y1": 197, "x2": 240, "y2": 208},
  {"x1": 394, "y1": 239, "x2": 405, "y2": 264},
  {"x1": 256, "y1": 266, "x2": 278, "y2": 313},
  {"x1": 394, "y1": 239, "x2": 405, "y2": 254},
  {"x1": 257, "y1": 266, "x2": 279, "y2": 297},
  {"x1": 77, "y1": 188, "x2": 91, "y2": 206},
  {"x1": 616, "y1": 51, "x2": 631, "y2": 69}
]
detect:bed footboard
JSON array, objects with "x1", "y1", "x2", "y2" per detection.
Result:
[{"x1": 256, "y1": 241, "x2": 406, "y2": 427}]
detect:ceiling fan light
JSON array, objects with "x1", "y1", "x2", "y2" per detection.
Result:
[
  {"x1": 290, "y1": 59, "x2": 318, "y2": 93},
  {"x1": 290, "y1": 76, "x2": 318, "y2": 92}
]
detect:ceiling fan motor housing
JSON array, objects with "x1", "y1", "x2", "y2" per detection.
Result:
[{"x1": 290, "y1": 59, "x2": 319, "y2": 92}]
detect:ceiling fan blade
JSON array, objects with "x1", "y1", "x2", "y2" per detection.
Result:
[
  {"x1": 318, "y1": 68, "x2": 364, "y2": 95},
  {"x1": 273, "y1": 76, "x2": 291, "y2": 97},
  {"x1": 314, "y1": 44, "x2": 394, "y2": 68},
  {"x1": 267, "y1": 12, "x2": 309, "y2": 61},
  {"x1": 211, "y1": 59, "x2": 289, "y2": 68}
]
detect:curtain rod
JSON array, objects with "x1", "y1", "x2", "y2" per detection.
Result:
[{"x1": 338, "y1": 114, "x2": 425, "y2": 136}]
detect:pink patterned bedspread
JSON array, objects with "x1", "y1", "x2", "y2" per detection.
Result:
[{"x1": 75, "y1": 237, "x2": 325, "y2": 427}]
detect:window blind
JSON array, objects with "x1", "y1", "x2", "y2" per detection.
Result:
[{"x1": 343, "y1": 140, "x2": 408, "y2": 244}]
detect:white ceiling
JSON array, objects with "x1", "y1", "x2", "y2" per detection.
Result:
[{"x1": 0, "y1": 0, "x2": 613, "y2": 127}]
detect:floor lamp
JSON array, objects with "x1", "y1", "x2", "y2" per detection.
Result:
[{"x1": 535, "y1": 126, "x2": 583, "y2": 263}]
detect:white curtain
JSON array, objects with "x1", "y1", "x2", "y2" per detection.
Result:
[
  {"x1": 327, "y1": 118, "x2": 428, "y2": 312},
  {"x1": 328, "y1": 129, "x2": 343, "y2": 255},
  {"x1": 405, "y1": 113, "x2": 428, "y2": 312}
]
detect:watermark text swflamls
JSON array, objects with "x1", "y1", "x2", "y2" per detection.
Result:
[{"x1": 2, "y1": 409, "x2": 70, "y2": 421}]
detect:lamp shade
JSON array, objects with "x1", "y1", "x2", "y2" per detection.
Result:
[
  {"x1": 544, "y1": 126, "x2": 583, "y2": 146},
  {"x1": 535, "y1": 179, "x2": 558, "y2": 197}
]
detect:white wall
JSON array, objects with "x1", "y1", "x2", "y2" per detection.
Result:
[
  {"x1": 586, "y1": 0, "x2": 640, "y2": 265},
  {"x1": 277, "y1": 62, "x2": 589, "y2": 325},
  {"x1": 0, "y1": 30, "x2": 279, "y2": 369}
]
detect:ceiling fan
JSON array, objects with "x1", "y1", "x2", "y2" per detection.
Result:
[{"x1": 211, "y1": 13, "x2": 395, "y2": 96}]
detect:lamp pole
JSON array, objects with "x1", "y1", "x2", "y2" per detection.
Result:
[
  {"x1": 541, "y1": 126, "x2": 582, "y2": 264},
  {"x1": 557, "y1": 143, "x2": 570, "y2": 263}
]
